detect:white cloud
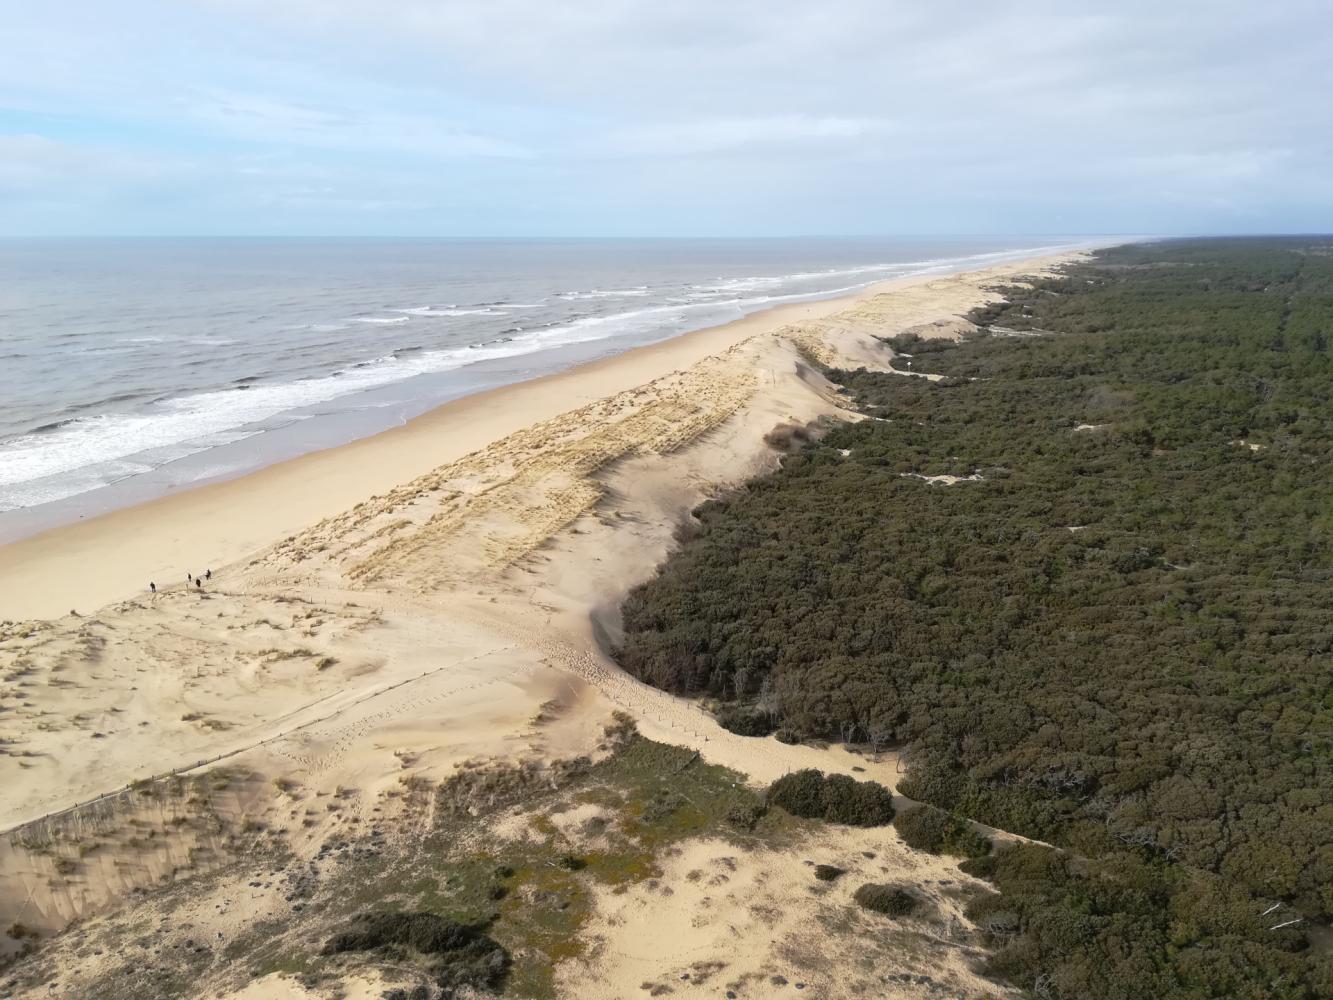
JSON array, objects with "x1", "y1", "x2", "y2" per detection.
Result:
[
  {"x1": 604, "y1": 115, "x2": 893, "y2": 156},
  {"x1": 0, "y1": 0, "x2": 1330, "y2": 233},
  {"x1": 0, "y1": 134, "x2": 183, "y2": 192},
  {"x1": 184, "y1": 89, "x2": 534, "y2": 158},
  {"x1": 1125, "y1": 149, "x2": 1295, "y2": 183}
]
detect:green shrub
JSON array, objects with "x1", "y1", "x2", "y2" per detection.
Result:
[
  {"x1": 958, "y1": 854, "x2": 997, "y2": 880},
  {"x1": 853, "y1": 883, "x2": 919, "y2": 917},
  {"x1": 820, "y1": 773, "x2": 895, "y2": 826},
  {"x1": 767, "y1": 769, "x2": 894, "y2": 826},
  {"x1": 725, "y1": 801, "x2": 767, "y2": 832},
  {"x1": 894, "y1": 804, "x2": 952, "y2": 851},
  {"x1": 714, "y1": 705, "x2": 775, "y2": 737},
  {"x1": 767, "y1": 769, "x2": 826, "y2": 819},
  {"x1": 323, "y1": 911, "x2": 510, "y2": 992},
  {"x1": 894, "y1": 804, "x2": 991, "y2": 858}
]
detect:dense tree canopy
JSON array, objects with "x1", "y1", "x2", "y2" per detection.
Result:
[{"x1": 616, "y1": 238, "x2": 1333, "y2": 996}]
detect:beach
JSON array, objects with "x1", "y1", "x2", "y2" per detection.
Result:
[
  {"x1": 0, "y1": 248, "x2": 1085, "y2": 997},
  {"x1": 0, "y1": 248, "x2": 1086, "y2": 624},
  {"x1": 0, "y1": 236, "x2": 1076, "y2": 537}
]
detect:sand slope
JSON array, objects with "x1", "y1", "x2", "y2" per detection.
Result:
[{"x1": 0, "y1": 253, "x2": 1080, "y2": 994}]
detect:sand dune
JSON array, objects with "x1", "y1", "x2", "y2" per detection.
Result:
[{"x1": 0, "y1": 252, "x2": 1080, "y2": 995}]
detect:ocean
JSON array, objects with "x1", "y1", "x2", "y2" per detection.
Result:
[{"x1": 0, "y1": 236, "x2": 1083, "y2": 539}]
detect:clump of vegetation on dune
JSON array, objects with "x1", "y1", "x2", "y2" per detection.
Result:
[
  {"x1": 323, "y1": 911, "x2": 510, "y2": 995},
  {"x1": 615, "y1": 237, "x2": 1333, "y2": 997},
  {"x1": 714, "y1": 703, "x2": 777, "y2": 737},
  {"x1": 892, "y1": 804, "x2": 990, "y2": 859},
  {"x1": 853, "y1": 883, "x2": 921, "y2": 917},
  {"x1": 766, "y1": 769, "x2": 895, "y2": 826}
]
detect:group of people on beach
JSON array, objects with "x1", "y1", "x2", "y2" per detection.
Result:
[{"x1": 148, "y1": 568, "x2": 211, "y2": 595}]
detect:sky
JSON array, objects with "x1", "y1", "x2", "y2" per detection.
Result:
[{"x1": 1, "y1": 0, "x2": 1330, "y2": 237}]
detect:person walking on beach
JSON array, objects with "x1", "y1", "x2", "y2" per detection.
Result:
[
  {"x1": 205, "y1": 569, "x2": 212, "y2": 581},
  {"x1": 150, "y1": 582, "x2": 156, "y2": 594}
]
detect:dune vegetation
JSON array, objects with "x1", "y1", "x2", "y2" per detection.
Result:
[{"x1": 616, "y1": 237, "x2": 1333, "y2": 997}]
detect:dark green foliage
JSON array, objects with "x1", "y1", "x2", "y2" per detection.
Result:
[
  {"x1": 324, "y1": 911, "x2": 474, "y2": 955},
  {"x1": 766, "y1": 769, "x2": 825, "y2": 818},
  {"x1": 967, "y1": 844, "x2": 1329, "y2": 1000},
  {"x1": 821, "y1": 773, "x2": 895, "y2": 826},
  {"x1": 767, "y1": 769, "x2": 895, "y2": 826},
  {"x1": 323, "y1": 911, "x2": 509, "y2": 994},
  {"x1": 714, "y1": 704, "x2": 776, "y2": 737},
  {"x1": 853, "y1": 883, "x2": 919, "y2": 917},
  {"x1": 616, "y1": 238, "x2": 1333, "y2": 996},
  {"x1": 893, "y1": 805, "x2": 990, "y2": 858},
  {"x1": 813, "y1": 864, "x2": 845, "y2": 881}
]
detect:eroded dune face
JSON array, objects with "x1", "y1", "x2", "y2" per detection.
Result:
[{"x1": 0, "y1": 256, "x2": 1073, "y2": 997}]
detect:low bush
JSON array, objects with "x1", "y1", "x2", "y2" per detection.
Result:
[
  {"x1": 813, "y1": 864, "x2": 845, "y2": 882},
  {"x1": 853, "y1": 883, "x2": 919, "y2": 917},
  {"x1": 714, "y1": 705, "x2": 775, "y2": 737},
  {"x1": 767, "y1": 769, "x2": 825, "y2": 818},
  {"x1": 763, "y1": 421, "x2": 813, "y2": 452},
  {"x1": 767, "y1": 769, "x2": 894, "y2": 826},
  {"x1": 894, "y1": 804, "x2": 990, "y2": 858},
  {"x1": 725, "y1": 801, "x2": 767, "y2": 832},
  {"x1": 323, "y1": 911, "x2": 510, "y2": 994},
  {"x1": 821, "y1": 773, "x2": 895, "y2": 826}
]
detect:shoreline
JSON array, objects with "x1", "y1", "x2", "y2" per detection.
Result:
[
  {"x1": 0, "y1": 240, "x2": 1087, "y2": 546},
  {"x1": 0, "y1": 245, "x2": 1095, "y2": 622},
  {"x1": 1, "y1": 244, "x2": 1096, "y2": 979}
]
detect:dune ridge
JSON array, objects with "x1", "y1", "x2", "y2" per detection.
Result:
[{"x1": 0, "y1": 250, "x2": 1082, "y2": 996}]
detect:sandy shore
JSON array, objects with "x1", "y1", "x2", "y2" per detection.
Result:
[
  {"x1": 0, "y1": 247, "x2": 1090, "y2": 997},
  {"x1": 0, "y1": 253, "x2": 1081, "y2": 623}
]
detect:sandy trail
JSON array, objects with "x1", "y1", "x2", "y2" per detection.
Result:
[{"x1": 0, "y1": 251, "x2": 1080, "y2": 991}]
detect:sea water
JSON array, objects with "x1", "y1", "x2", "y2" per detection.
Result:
[{"x1": 0, "y1": 236, "x2": 1084, "y2": 538}]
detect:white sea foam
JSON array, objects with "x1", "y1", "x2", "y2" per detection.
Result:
[
  {"x1": 687, "y1": 244, "x2": 1074, "y2": 297},
  {"x1": 1, "y1": 240, "x2": 1085, "y2": 512},
  {"x1": 556, "y1": 287, "x2": 651, "y2": 300},
  {"x1": 118, "y1": 335, "x2": 241, "y2": 345},
  {"x1": 393, "y1": 306, "x2": 505, "y2": 317}
]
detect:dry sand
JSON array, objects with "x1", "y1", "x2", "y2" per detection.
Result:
[{"x1": 0, "y1": 250, "x2": 1085, "y2": 996}]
